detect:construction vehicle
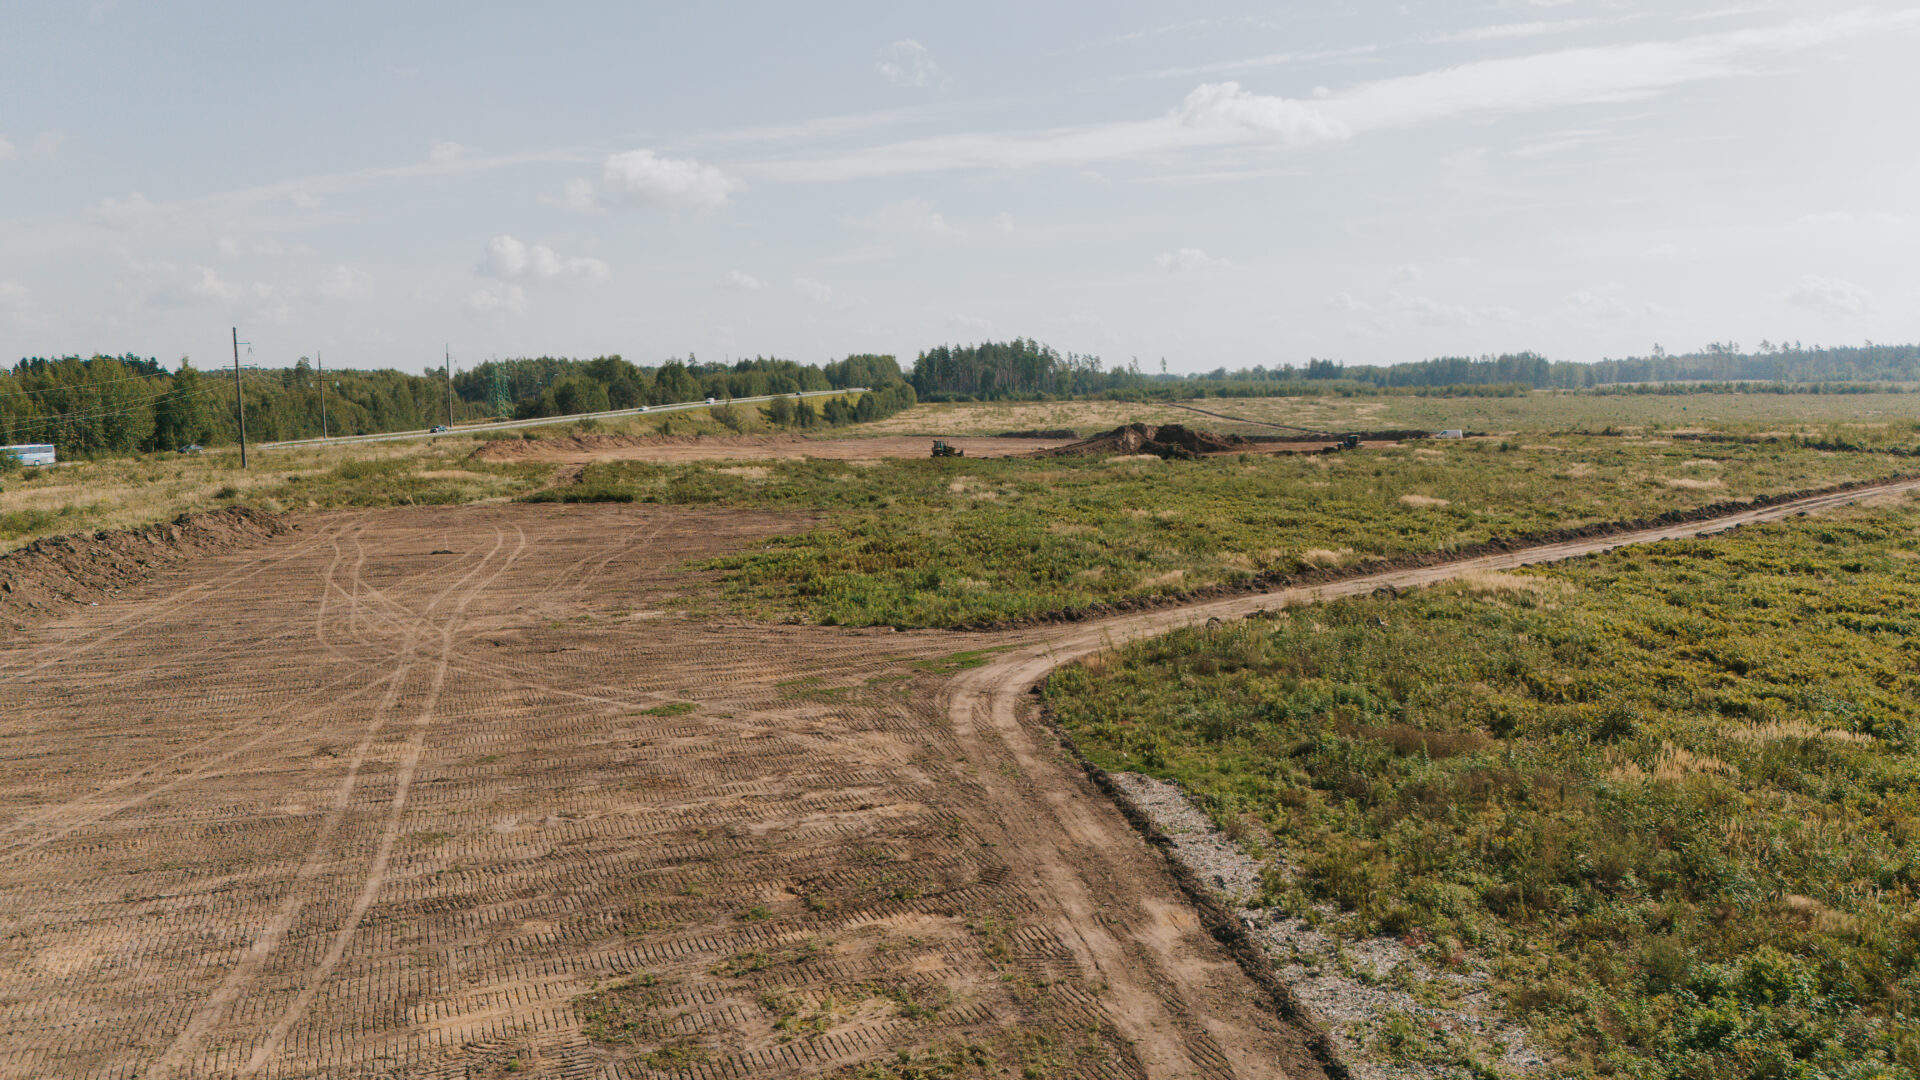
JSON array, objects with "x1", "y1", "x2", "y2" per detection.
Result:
[{"x1": 931, "y1": 440, "x2": 964, "y2": 458}]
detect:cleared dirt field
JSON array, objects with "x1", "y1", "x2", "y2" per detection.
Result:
[
  {"x1": 471, "y1": 435, "x2": 1077, "y2": 466},
  {"x1": 9, "y1": 478, "x2": 1917, "y2": 1080},
  {"x1": 0, "y1": 504, "x2": 1323, "y2": 1080}
]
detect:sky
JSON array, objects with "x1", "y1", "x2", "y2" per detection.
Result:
[{"x1": 2, "y1": 1, "x2": 1917, "y2": 376}]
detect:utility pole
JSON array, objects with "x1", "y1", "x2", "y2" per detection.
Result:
[
  {"x1": 318, "y1": 350, "x2": 329, "y2": 440},
  {"x1": 232, "y1": 327, "x2": 249, "y2": 469},
  {"x1": 445, "y1": 345, "x2": 454, "y2": 431}
]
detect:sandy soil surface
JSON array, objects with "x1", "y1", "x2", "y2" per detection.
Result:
[
  {"x1": 0, "y1": 503, "x2": 1325, "y2": 1080},
  {"x1": 470, "y1": 433, "x2": 1078, "y2": 465},
  {"x1": 6, "y1": 478, "x2": 1915, "y2": 1079}
]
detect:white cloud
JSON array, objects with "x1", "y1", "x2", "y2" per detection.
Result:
[
  {"x1": 775, "y1": 10, "x2": 1918, "y2": 182},
  {"x1": 1327, "y1": 292, "x2": 1363, "y2": 311},
  {"x1": 92, "y1": 192, "x2": 159, "y2": 228},
  {"x1": 855, "y1": 197, "x2": 961, "y2": 235},
  {"x1": 1567, "y1": 289, "x2": 1632, "y2": 319},
  {"x1": 1177, "y1": 82, "x2": 1352, "y2": 143},
  {"x1": 428, "y1": 139, "x2": 467, "y2": 163},
  {"x1": 1393, "y1": 263, "x2": 1423, "y2": 283},
  {"x1": 1784, "y1": 275, "x2": 1870, "y2": 317},
  {"x1": 560, "y1": 177, "x2": 597, "y2": 210},
  {"x1": 1388, "y1": 292, "x2": 1476, "y2": 326},
  {"x1": 316, "y1": 265, "x2": 372, "y2": 301},
  {"x1": 464, "y1": 282, "x2": 527, "y2": 317},
  {"x1": 0, "y1": 131, "x2": 62, "y2": 163},
  {"x1": 597, "y1": 149, "x2": 740, "y2": 209},
  {"x1": 1154, "y1": 247, "x2": 1227, "y2": 271},
  {"x1": 992, "y1": 213, "x2": 1015, "y2": 234},
  {"x1": 876, "y1": 39, "x2": 938, "y2": 87},
  {"x1": 722, "y1": 269, "x2": 763, "y2": 290},
  {"x1": 1325, "y1": 11, "x2": 1920, "y2": 132},
  {"x1": 481, "y1": 235, "x2": 609, "y2": 287},
  {"x1": 794, "y1": 277, "x2": 836, "y2": 304},
  {"x1": 771, "y1": 82, "x2": 1346, "y2": 182},
  {"x1": 0, "y1": 281, "x2": 31, "y2": 308}
]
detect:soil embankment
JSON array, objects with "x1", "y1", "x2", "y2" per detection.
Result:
[
  {"x1": 1031, "y1": 422, "x2": 1421, "y2": 459},
  {"x1": 0, "y1": 506, "x2": 287, "y2": 631}
]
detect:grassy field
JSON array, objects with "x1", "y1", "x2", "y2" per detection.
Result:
[
  {"x1": 1044, "y1": 498, "x2": 1920, "y2": 1078},
  {"x1": 537, "y1": 437, "x2": 1911, "y2": 627},
  {"x1": 860, "y1": 391, "x2": 1920, "y2": 443},
  {"x1": 0, "y1": 406, "x2": 771, "y2": 553}
]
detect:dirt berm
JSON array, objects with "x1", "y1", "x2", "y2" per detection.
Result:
[
  {"x1": 1031, "y1": 422, "x2": 1260, "y2": 459},
  {"x1": 0, "y1": 507, "x2": 288, "y2": 632}
]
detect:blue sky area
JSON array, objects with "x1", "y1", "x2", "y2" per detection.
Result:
[{"x1": 2, "y1": 1, "x2": 1916, "y2": 374}]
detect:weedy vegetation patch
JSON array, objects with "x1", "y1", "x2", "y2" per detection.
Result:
[
  {"x1": 531, "y1": 437, "x2": 1908, "y2": 627},
  {"x1": 1044, "y1": 499, "x2": 1920, "y2": 1078}
]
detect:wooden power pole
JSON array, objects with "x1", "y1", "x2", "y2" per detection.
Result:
[{"x1": 232, "y1": 327, "x2": 248, "y2": 469}]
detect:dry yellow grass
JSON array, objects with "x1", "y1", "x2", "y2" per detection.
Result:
[
  {"x1": 1725, "y1": 720, "x2": 1874, "y2": 745},
  {"x1": 1451, "y1": 570, "x2": 1574, "y2": 597},
  {"x1": 1398, "y1": 494, "x2": 1451, "y2": 508},
  {"x1": 0, "y1": 439, "x2": 489, "y2": 555},
  {"x1": 1299, "y1": 547, "x2": 1354, "y2": 568},
  {"x1": 1664, "y1": 477, "x2": 1725, "y2": 490}
]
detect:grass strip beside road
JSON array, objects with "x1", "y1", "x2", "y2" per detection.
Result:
[{"x1": 532, "y1": 436, "x2": 1912, "y2": 627}]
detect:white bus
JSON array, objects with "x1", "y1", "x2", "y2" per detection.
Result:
[{"x1": 2, "y1": 444, "x2": 56, "y2": 467}]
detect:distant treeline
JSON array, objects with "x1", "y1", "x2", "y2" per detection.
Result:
[
  {"x1": 909, "y1": 340, "x2": 1920, "y2": 400},
  {"x1": 454, "y1": 353, "x2": 903, "y2": 420},
  {"x1": 12, "y1": 337, "x2": 1919, "y2": 457},
  {"x1": 1, "y1": 351, "x2": 912, "y2": 457}
]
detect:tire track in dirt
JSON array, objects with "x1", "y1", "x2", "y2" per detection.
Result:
[
  {"x1": 236, "y1": 525, "x2": 532, "y2": 1076},
  {"x1": 145, "y1": 527, "x2": 518, "y2": 1080},
  {"x1": 0, "y1": 517, "x2": 457, "y2": 856},
  {"x1": 943, "y1": 473, "x2": 1920, "y2": 1077}
]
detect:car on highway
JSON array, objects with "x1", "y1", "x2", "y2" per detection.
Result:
[{"x1": 430, "y1": 425, "x2": 449, "y2": 434}]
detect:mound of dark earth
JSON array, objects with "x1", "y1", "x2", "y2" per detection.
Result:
[
  {"x1": 0, "y1": 507, "x2": 288, "y2": 633},
  {"x1": 1032, "y1": 422, "x2": 1256, "y2": 460}
]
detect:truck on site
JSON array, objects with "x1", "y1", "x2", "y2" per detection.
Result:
[
  {"x1": 931, "y1": 440, "x2": 964, "y2": 458},
  {"x1": 1, "y1": 443, "x2": 56, "y2": 467}
]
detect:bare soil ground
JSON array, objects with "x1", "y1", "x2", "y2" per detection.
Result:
[
  {"x1": 470, "y1": 434, "x2": 1077, "y2": 466},
  {"x1": 8, "y1": 479, "x2": 1915, "y2": 1080},
  {"x1": 0, "y1": 503, "x2": 1324, "y2": 1080}
]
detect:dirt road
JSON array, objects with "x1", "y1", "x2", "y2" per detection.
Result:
[{"x1": 3, "y1": 477, "x2": 1913, "y2": 1079}]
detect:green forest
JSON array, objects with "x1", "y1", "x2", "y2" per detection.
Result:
[
  {"x1": 0, "y1": 352, "x2": 913, "y2": 457},
  {"x1": 8, "y1": 338, "x2": 1920, "y2": 457}
]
